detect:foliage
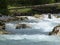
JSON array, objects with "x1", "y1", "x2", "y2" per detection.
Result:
[
  {"x1": 8, "y1": 0, "x2": 60, "y2": 6},
  {"x1": 0, "y1": 0, "x2": 9, "y2": 15},
  {"x1": 0, "y1": 0, "x2": 60, "y2": 15}
]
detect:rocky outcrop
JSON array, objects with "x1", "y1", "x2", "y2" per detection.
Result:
[
  {"x1": 16, "y1": 24, "x2": 31, "y2": 29},
  {"x1": 49, "y1": 25, "x2": 60, "y2": 35}
]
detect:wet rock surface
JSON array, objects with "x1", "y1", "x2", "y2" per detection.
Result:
[
  {"x1": 15, "y1": 16, "x2": 28, "y2": 21},
  {"x1": 48, "y1": 13, "x2": 51, "y2": 19},
  {"x1": 16, "y1": 24, "x2": 31, "y2": 29},
  {"x1": 49, "y1": 25, "x2": 60, "y2": 35}
]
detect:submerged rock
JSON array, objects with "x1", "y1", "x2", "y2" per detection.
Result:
[
  {"x1": 16, "y1": 24, "x2": 31, "y2": 29},
  {"x1": 20, "y1": 17, "x2": 28, "y2": 21},
  {"x1": 15, "y1": 16, "x2": 28, "y2": 21},
  {"x1": 48, "y1": 13, "x2": 51, "y2": 19},
  {"x1": 49, "y1": 30, "x2": 59, "y2": 35}
]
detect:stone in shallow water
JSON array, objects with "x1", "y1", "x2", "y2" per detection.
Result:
[
  {"x1": 48, "y1": 13, "x2": 51, "y2": 19},
  {"x1": 15, "y1": 16, "x2": 28, "y2": 21},
  {"x1": 49, "y1": 25, "x2": 60, "y2": 35},
  {"x1": 16, "y1": 24, "x2": 31, "y2": 29}
]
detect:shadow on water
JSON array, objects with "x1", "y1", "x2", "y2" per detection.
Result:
[{"x1": 5, "y1": 29, "x2": 49, "y2": 35}]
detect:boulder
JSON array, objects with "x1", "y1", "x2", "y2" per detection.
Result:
[
  {"x1": 48, "y1": 13, "x2": 51, "y2": 19},
  {"x1": 34, "y1": 14, "x2": 40, "y2": 18},
  {"x1": 49, "y1": 25, "x2": 60, "y2": 35},
  {"x1": 49, "y1": 30, "x2": 59, "y2": 35},
  {"x1": 16, "y1": 24, "x2": 21, "y2": 29},
  {"x1": 16, "y1": 24, "x2": 31, "y2": 29},
  {"x1": 15, "y1": 16, "x2": 28, "y2": 21},
  {"x1": 20, "y1": 17, "x2": 28, "y2": 21}
]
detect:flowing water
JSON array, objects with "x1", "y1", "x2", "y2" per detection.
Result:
[{"x1": 0, "y1": 14, "x2": 60, "y2": 45}]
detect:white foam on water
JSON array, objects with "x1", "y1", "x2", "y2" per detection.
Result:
[
  {"x1": 5, "y1": 14, "x2": 60, "y2": 33},
  {"x1": 0, "y1": 35, "x2": 60, "y2": 42},
  {"x1": 5, "y1": 23, "x2": 16, "y2": 30},
  {"x1": 2, "y1": 14, "x2": 60, "y2": 43}
]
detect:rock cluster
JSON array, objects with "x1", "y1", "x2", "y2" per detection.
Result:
[{"x1": 15, "y1": 16, "x2": 28, "y2": 21}]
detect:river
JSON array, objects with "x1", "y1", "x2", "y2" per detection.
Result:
[{"x1": 0, "y1": 14, "x2": 60, "y2": 45}]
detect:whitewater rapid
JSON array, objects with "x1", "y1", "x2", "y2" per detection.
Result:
[
  {"x1": 3, "y1": 14, "x2": 60, "y2": 40},
  {"x1": 0, "y1": 34, "x2": 60, "y2": 42},
  {"x1": 0, "y1": 14, "x2": 60, "y2": 45},
  {"x1": 5, "y1": 14, "x2": 60, "y2": 34}
]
